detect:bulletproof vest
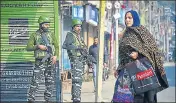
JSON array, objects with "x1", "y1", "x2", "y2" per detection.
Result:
[
  {"x1": 34, "y1": 30, "x2": 55, "y2": 59},
  {"x1": 67, "y1": 31, "x2": 84, "y2": 57}
]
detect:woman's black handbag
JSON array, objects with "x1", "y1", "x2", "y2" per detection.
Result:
[{"x1": 125, "y1": 57, "x2": 161, "y2": 94}]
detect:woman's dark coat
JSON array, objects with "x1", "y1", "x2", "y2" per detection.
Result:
[{"x1": 118, "y1": 25, "x2": 169, "y2": 94}]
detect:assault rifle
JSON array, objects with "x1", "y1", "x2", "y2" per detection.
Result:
[
  {"x1": 77, "y1": 37, "x2": 97, "y2": 66},
  {"x1": 41, "y1": 33, "x2": 53, "y2": 63}
]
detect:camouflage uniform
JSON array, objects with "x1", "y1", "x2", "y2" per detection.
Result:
[
  {"x1": 28, "y1": 59, "x2": 55, "y2": 102},
  {"x1": 26, "y1": 15, "x2": 59, "y2": 102},
  {"x1": 62, "y1": 19, "x2": 85, "y2": 102},
  {"x1": 70, "y1": 56, "x2": 85, "y2": 102}
]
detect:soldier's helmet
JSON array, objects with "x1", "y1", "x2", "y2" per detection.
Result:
[
  {"x1": 72, "y1": 19, "x2": 82, "y2": 27},
  {"x1": 38, "y1": 15, "x2": 50, "y2": 24}
]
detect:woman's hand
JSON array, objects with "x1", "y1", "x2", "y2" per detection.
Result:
[{"x1": 130, "y1": 51, "x2": 138, "y2": 59}]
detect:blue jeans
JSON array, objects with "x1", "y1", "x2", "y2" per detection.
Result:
[{"x1": 92, "y1": 63, "x2": 97, "y2": 90}]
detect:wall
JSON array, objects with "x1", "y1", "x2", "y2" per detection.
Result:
[
  {"x1": 61, "y1": 16, "x2": 72, "y2": 70},
  {"x1": 87, "y1": 24, "x2": 98, "y2": 47}
]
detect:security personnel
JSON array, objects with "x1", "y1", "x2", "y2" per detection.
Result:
[
  {"x1": 62, "y1": 19, "x2": 86, "y2": 102},
  {"x1": 26, "y1": 15, "x2": 59, "y2": 103}
]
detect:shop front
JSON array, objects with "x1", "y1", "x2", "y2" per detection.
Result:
[
  {"x1": 85, "y1": 4, "x2": 99, "y2": 47},
  {"x1": 1, "y1": 0, "x2": 61, "y2": 102}
]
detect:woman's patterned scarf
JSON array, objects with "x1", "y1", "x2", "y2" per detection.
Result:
[{"x1": 118, "y1": 25, "x2": 166, "y2": 76}]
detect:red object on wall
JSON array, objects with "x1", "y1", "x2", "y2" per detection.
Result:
[{"x1": 121, "y1": 5, "x2": 126, "y2": 9}]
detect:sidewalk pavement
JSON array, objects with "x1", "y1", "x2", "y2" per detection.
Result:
[
  {"x1": 157, "y1": 87, "x2": 175, "y2": 102},
  {"x1": 63, "y1": 75, "x2": 115, "y2": 102},
  {"x1": 63, "y1": 75, "x2": 175, "y2": 102},
  {"x1": 63, "y1": 62, "x2": 175, "y2": 102}
]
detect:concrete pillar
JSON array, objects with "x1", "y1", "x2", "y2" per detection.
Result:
[{"x1": 95, "y1": 0, "x2": 106, "y2": 102}]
